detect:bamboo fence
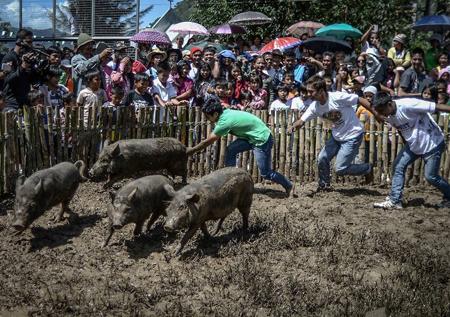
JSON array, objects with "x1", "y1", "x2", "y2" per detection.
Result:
[{"x1": 0, "y1": 105, "x2": 449, "y2": 195}]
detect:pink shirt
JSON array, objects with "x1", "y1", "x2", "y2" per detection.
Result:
[{"x1": 177, "y1": 77, "x2": 194, "y2": 96}]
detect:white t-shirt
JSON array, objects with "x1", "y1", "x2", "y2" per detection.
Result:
[
  {"x1": 270, "y1": 99, "x2": 291, "y2": 111},
  {"x1": 291, "y1": 97, "x2": 311, "y2": 112},
  {"x1": 151, "y1": 78, "x2": 177, "y2": 123},
  {"x1": 386, "y1": 98, "x2": 443, "y2": 155},
  {"x1": 300, "y1": 92, "x2": 362, "y2": 141}
]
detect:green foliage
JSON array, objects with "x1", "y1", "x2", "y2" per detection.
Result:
[{"x1": 188, "y1": 0, "x2": 417, "y2": 45}]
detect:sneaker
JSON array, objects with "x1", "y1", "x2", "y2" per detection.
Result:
[
  {"x1": 365, "y1": 165, "x2": 374, "y2": 185},
  {"x1": 373, "y1": 198, "x2": 402, "y2": 209},
  {"x1": 437, "y1": 199, "x2": 450, "y2": 209},
  {"x1": 316, "y1": 184, "x2": 334, "y2": 192}
]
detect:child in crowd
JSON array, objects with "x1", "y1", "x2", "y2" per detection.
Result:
[
  {"x1": 290, "y1": 84, "x2": 311, "y2": 113},
  {"x1": 421, "y1": 83, "x2": 437, "y2": 101},
  {"x1": 77, "y1": 70, "x2": 108, "y2": 126},
  {"x1": 214, "y1": 79, "x2": 232, "y2": 108},
  {"x1": 103, "y1": 86, "x2": 125, "y2": 133},
  {"x1": 283, "y1": 72, "x2": 298, "y2": 100},
  {"x1": 124, "y1": 72, "x2": 154, "y2": 111},
  {"x1": 235, "y1": 90, "x2": 253, "y2": 110},
  {"x1": 152, "y1": 63, "x2": 187, "y2": 122},
  {"x1": 40, "y1": 66, "x2": 69, "y2": 118},
  {"x1": 61, "y1": 92, "x2": 76, "y2": 150},
  {"x1": 269, "y1": 85, "x2": 291, "y2": 126},
  {"x1": 194, "y1": 62, "x2": 214, "y2": 107},
  {"x1": 231, "y1": 65, "x2": 248, "y2": 102},
  {"x1": 111, "y1": 56, "x2": 132, "y2": 100},
  {"x1": 248, "y1": 73, "x2": 268, "y2": 109},
  {"x1": 174, "y1": 60, "x2": 194, "y2": 105}
]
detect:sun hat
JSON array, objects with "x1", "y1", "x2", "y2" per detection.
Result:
[
  {"x1": 393, "y1": 34, "x2": 407, "y2": 45},
  {"x1": 218, "y1": 50, "x2": 237, "y2": 62},
  {"x1": 76, "y1": 33, "x2": 94, "y2": 52},
  {"x1": 148, "y1": 48, "x2": 167, "y2": 61},
  {"x1": 363, "y1": 85, "x2": 377, "y2": 95}
]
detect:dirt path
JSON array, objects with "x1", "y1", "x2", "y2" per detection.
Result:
[{"x1": 0, "y1": 180, "x2": 449, "y2": 316}]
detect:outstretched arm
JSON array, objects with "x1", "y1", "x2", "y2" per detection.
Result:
[
  {"x1": 436, "y1": 104, "x2": 450, "y2": 113},
  {"x1": 187, "y1": 133, "x2": 220, "y2": 155},
  {"x1": 358, "y1": 97, "x2": 384, "y2": 122}
]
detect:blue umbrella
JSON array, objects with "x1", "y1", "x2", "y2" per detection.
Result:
[
  {"x1": 413, "y1": 15, "x2": 450, "y2": 33},
  {"x1": 315, "y1": 23, "x2": 362, "y2": 40}
]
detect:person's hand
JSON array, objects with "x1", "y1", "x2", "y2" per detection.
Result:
[
  {"x1": 388, "y1": 89, "x2": 395, "y2": 96},
  {"x1": 120, "y1": 56, "x2": 131, "y2": 66},
  {"x1": 288, "y1": 124, "x2": 296, "y2": 134},
  {"x1": 186, "y1": 147, "x2": 195, "y2": 155},
  {"x1": 99, "y1": 48, "x2": 114, "y2": 60},
  {"x1": 179, "y1": 100, "x2": 189, "y2": 106},
  {"x1": 374, "y1": 112, "x2": 385, "y2": 123}
]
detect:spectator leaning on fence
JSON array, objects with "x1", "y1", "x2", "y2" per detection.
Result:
[
  {"x1": 71, "y1": 33, "x2": 113, "y2": 95},
  {"x1": 372, "y1": 92, "x2": 450, "y2": 209}
]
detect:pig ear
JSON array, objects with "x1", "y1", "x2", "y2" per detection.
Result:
[
  {"x1": 128, "y1": 188, "x2": 138, "y2": 200},
  {"x1": 163, "y1": 184, "x2": 176, "y2": 197},
  {"x1": 16, "y1": 175, "x2": 26, "y2": 189},
  {"x1": 186, "y1": 193, "x2": 200, "y2": 203},
  {"x1": 110, "y1": 143, "x2": 120, "y2": 157},
  {"x1": 108, "y1": 190, "x2": 116, "y2": 202},
  {"x1": 34, "y1": 179, "x2": 43, "y2": 193}
]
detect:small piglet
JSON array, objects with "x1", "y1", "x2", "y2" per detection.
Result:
[
  {"x1": 89, "y1": 138, "x2": 188, "y2": 188},
  {"x1": 12, "y1": 161, "x2": 87, "y2": 232},
  {"x1": 104, "y1": 175, "x2": 173, "y2": 246},
  {"x1": 163, "y1": 167, "x2": 254, "y2": 255}
]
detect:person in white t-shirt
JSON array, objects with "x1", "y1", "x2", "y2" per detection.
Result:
[
  {"x1": 372, "y1": 93, "x2": 450, "y2": 209},
  {"x1": 290, "y1": 75, "x2": 378, "y2": 191}
]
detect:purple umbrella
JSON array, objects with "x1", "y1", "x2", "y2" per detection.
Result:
[
  {"x1": 130, "y1": 29, "x2": 171, "y2": 46},
  {"x1": 210, "y1": 23, "x2": 246, "y2": 35}
]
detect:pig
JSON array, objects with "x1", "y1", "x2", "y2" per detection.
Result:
[
  {"x1": 88, "y1": 138, "x2": 188, "y2": 188},
  {"x1": 12, "y1": 160, "x2": 87, "y2": 232},
  {"x1": 104, "y1": 175, "x2": 174, "y2": 246},
  {"x1": 163, "y1": 167, "x2": 254, "y2": 255}
]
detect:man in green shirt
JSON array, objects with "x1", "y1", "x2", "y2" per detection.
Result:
[{"x1": 187, "y1": 97, "x2": 292, "y2": 196}]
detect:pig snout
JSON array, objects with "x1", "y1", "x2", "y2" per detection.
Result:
[
  {"x1": 164, "y1": 218, "x2": 178, "y2": 233},
  {"x1": 12, "y1": 219, "x2": 26, "y2": 232}
]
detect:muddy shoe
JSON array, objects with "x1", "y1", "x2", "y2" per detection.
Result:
[
  {"x1": 373, "y1": 198, "x2": 402, "y2": 210},
  {"x1": 437, "y1": 199, "x2": 450, "y2": 209},
  {"x1": 364, "y1": 165, "x2": 374, "y2": 185},
  {"x1": 316, "y1": 184, "x2": 333, "y2": 193}
]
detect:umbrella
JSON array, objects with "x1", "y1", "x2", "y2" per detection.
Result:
[
  {"x1": 302, "y1": 37, "x2": 353, "y2": 54},
  {"x1": 229, "y1": 11, "x2": 272, "y2": 26},
  {"x1": 130, "y1": 28, "x2": 171, "y2": 46},
  {"x1": 315, "y1": 23, "x2": 362, "y2": 40},
  {"x1": 259, "y1": 37, "x2": 302, "y2": 54},
  {"x1": 286, "y1": 21, "x2": 324, "y2": 37},
  {"x1": 168, "y1": 22, "x2": 209, "y2": 35},
  {"x1": 210, "y1": 23, "x2": 246, "y2": 35},
  {"x1": 413, "y1": 15, "x2": 450, "y2": 33},
  {"x1": 185, "y1": 40, "x2": 227, "y2": 52}
]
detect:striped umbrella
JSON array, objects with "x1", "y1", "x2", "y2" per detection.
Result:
[
  {"x1": 130, "y1": 29, "x2": 171, "y2": 46},
  {"x1": 259, "y1": 37, "x2": 302, "y2": 54}
]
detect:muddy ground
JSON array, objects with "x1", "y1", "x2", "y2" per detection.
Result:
[{"x1": 0, "y1": 178, "x2": 449, "y2": 316}]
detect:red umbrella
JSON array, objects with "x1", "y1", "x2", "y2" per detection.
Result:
[
  {"x1": 259, "y1": 37, "x2": 302, "y2": 54},
  {"x1": 286, "y1": 21, "x2": 324, "y2": 37}
]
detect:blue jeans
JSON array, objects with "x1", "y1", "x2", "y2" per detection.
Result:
[
  {"x1": 390, "y1": 142, "x2": 450, "y2": 204},
  {"x1": 318, "y1": 133, "x2": 371, "y2": 187},
  {"x1": 225, "y1": 135, "x2": 292, "y2": 190}
]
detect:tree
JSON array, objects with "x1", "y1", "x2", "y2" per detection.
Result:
[
  {"x1": 51, "y1": 0, "x2": 153, "y2": 36},
  {"x1": 189, "y1": 0, "x2": 417, "y2": 45}
]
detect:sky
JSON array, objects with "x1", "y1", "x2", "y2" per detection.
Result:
[{"x1": 0, "y1": 0, "x2": 182, "y2": 31}]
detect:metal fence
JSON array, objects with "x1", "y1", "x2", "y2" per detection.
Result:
[{"x1": 0, "y1": 0, "x2": 144, "y2": 47}]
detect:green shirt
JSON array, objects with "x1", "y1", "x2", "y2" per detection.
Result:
[{"x1": 213, "y1": 109, "x2": 271, "y2": 146}]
